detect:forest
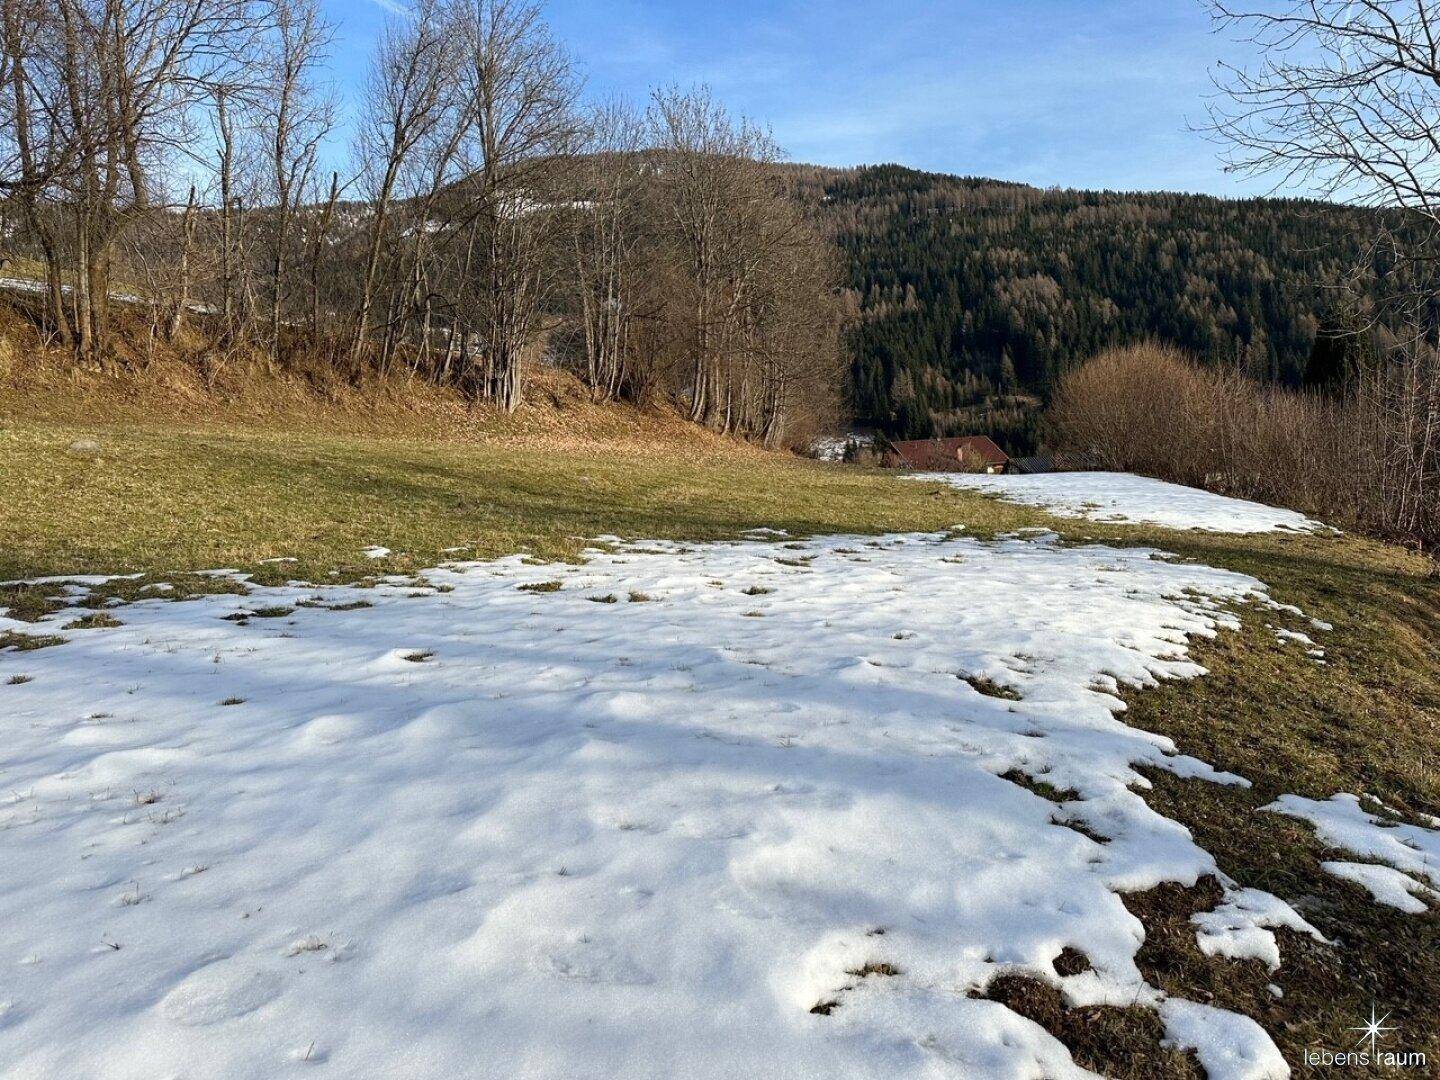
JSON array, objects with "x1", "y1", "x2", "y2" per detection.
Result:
[{"x1": 790, "y1": 164, "x2": 1397, "y2": 449}]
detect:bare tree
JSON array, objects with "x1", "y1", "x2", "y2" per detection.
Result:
[
  {"x1": 350, "y1": 0, "x2": 457, "y2": 364},
  {"x1": 0, "y1": 0, "x2": 73, "y2": 342},
  {"x1": 445, "y1": 0, "x2": 580, "y2": 410},
  {"x1": 1, "y1": 0, "x2": 261, "y2": 365},
  {"x1": 648, "y1": 86, "x2": 783, "y2": 426},
  {"x1": 1208, "y1": 0, "x2": 1440, "y2": 547},
  {"x1": 1209, "y1": 1, "x2": 1440, "y2": 219},
  {"x1": 257, "y1": 0, "x2": 333, "y2": 363},
  {"x1": 571, "y1": 99, "x2": 650, "y2": 402}
]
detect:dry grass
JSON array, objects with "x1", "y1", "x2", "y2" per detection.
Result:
[
  {"x1": 1071, "y1": 523, "x2": 1440, "y2": 1073},
  {"x1": 0, "y1": 415, "x2": 1045, "y2": 585}
]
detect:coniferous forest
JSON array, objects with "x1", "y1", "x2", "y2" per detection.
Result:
[{"x1": 788, "y1": 164, "x2": 1391, "y2": 450}]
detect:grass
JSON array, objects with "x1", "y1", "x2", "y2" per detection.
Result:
[
  {"x1": 1091, "y1": 527, "x2": 1440, "y2": 1072},
  {"x1": 62, "y1": 611, "x2": 123, "y2": 630},
  {"x1": 2, "y1": 400, "x2": 1438, "y2": 1074},
  {"x1": 974, "y1": 521, "x2": 1440, "y2": 1072},
  {"x1": 0, "y1": 420, "x2": 1047, "y2": 584}
]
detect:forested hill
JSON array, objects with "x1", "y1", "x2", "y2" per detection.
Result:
[{"x1": 786, "y1": 163, "x2": 1384, "y2": 446}]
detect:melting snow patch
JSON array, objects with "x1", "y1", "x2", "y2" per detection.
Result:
[
  {"x1": 361, "y1": 545, "x2": 391, "y2": 560},
  {"x1": 1193, "y1": 887, "x2": 1324, "y2": 971},
  {"x1": 1266, "y1": 793, "x2": 1440, "y2": 906},
  {"x1": 1320, "y1": 862, "x2": 1438, "y2": 914},
  {"x1": 920, "y1": 471, "x2": 1331, "y2": 535},
  {"x1": 0, "y1": 531, "x2": 1292, "y2": 1077},
  {"x1": 1160, "y1": 998, "x2": 1290, "y2": 1080}
]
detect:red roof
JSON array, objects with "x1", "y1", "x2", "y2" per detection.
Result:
[{"x1": 890, "y1": 436, "x2": 1009, "y2": 471}]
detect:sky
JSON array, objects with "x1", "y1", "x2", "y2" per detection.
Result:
[{"x1": 322, "y1": 0, "x2": 1277, "y2": 198}]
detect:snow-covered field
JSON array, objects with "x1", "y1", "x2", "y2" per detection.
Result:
[
  {"x1": 918, "y1": 472, "x2": 1330, "y2": 535},
  {"x1": 0, "y1": 523, "x2": 1426, "y2": 1078}
]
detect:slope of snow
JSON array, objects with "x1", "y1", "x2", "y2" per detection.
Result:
[
  {"x1": 918, "y1": 472, "x2": 1329, "y2": 534},
  {"x1": 0, "y1": 533, "x2": 1293, "y2": 1078}
]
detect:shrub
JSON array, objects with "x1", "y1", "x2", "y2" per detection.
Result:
[{"x1": 1050, "y1": 341, "x2": 1440, "y2": 550}]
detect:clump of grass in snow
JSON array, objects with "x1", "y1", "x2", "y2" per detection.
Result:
[
  {"x1": 299, "y1": 598, "x2": 374, "y2": 611},
  {"x1": 0, "y1": 630, "x2": 65, "y2": 652},
  {"x1": 519, "y1": 581, "x2": 563, "y2": 594},
  {"x1": 7, "y1": 673, "x2": 34, "y2": 685},
  {"x1": 1000, "y1": 768, "x2": 1079, "y2": 804},
  {"x1": 741, "y1": 585, "x2": 774, "y2": 596},
  {"x1": 116, "y1": 882, "x2": 146, "y2": 907},
  {"x1": 846, "y1": 962, "x2": 902, "y2": 979},
  {"x1": 403, "y1": 651, "x2": 434, "y2": 663},
  {"x1": 1053, "y1": 948, "x2": 1092, "y2": 977},
  {"x1": 0, "y1": 585, "x2": 65, "y2": 622},
  {"x1": 63, "y1": 612, "x2": 123, "y2": 630},
  {"x1": 219, "y1": 697, "x2": 245, "y2": 706},
  {"x1": 627, "y1": 591, "x2": 654, "y2": 603},
  {"x1": 810, "y1": 961, "x2": 904, "y2": 1018},
  {"x1": 588, "y1": 594, "x2": 619, "y2": 604},
  {"x1": 962, "y1": 674, "x2": 1023, "y2": 701}
]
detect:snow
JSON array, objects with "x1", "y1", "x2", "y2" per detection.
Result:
[
  {"x1": 1319, "y1": 862, "x2": 1438, "y2": 915},
  {"x1": 1192, "y1": 888, "x2": 1323, "y2": 971},
  {"x1": 1160, "y1": 999, "x2": 1290, "y2": 1080},
  {"x1": 918, "y1": 472, "x2": 1330, "y2": 535},
  {"x1": 0, "y1": 531, "x2": 1294, "y2": 1078},
  {"x1": 1267, "y1": 793, "x2": 1440, "y2": 912}
]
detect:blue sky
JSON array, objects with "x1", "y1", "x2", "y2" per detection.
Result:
[{"x1": 324, "y1": 0, "x2": 1273, "y2": 197}]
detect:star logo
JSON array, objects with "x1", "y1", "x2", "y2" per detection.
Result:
[{"x1": 1350, "y1": 1003, "x2": 1397, "y2": 1057}]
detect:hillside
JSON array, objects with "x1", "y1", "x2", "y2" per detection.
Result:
[
  {"x1": 787, "y1": 165, "x2": 1389, "y2": 449},
  {"x1": 4, "y1": 398, "x2": 1438, "y2": 1075}
]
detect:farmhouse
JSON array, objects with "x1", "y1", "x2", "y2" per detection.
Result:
[{"x1": 886, "y1": 436, "x2": 1010, "y2": 474}]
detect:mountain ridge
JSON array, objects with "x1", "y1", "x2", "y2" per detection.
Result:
[{"x1": 781, "y1": 162, "x2": 1390, "y2": 449}]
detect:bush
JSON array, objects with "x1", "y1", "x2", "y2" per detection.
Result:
[{"x1": 1050, "y1": 342, "x2": 1440, "y2": 550}]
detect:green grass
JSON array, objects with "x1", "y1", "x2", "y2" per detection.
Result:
[
  {"x1": 0, "y1": 421, "x2": 1048, "y2": 583},
  {"x1": 2, "y1": 412, "x2": 1438, "y2": 1073}
]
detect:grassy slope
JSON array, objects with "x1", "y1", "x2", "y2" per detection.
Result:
[
  {"x1": 0, "y1": 421, "x2": 1049, "y2": 583},
  {"x1": 2, "y1": 394, "x2": 1438, "y2": 1075}
]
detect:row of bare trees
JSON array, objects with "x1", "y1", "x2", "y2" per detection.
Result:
[
  {"x1": 0, "y1": 0, "x2": 842, "y2": 444},
  {"x1": 1050, "y1": 341, "x2": 1440, "y2": 549}
]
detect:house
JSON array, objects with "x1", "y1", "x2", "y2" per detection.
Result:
[{"x1": 886, "y1": 436, "x2": 1010, "y2": 474}]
